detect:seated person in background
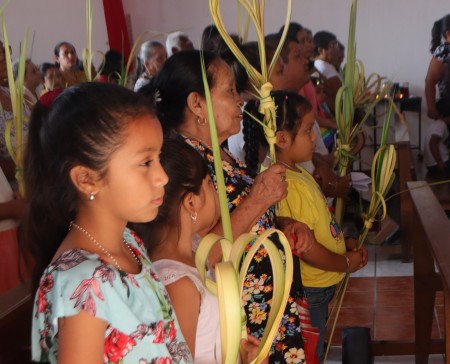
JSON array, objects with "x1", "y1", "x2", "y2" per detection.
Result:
[
  {"x1": 39, "y1": 62, "x2": 62, "y2": 96},
  {"x1": 228, "y1": 33, "x2": 310, "y2": 161},
  {"x1": 97, "y1": 49, "x2": 124, "y2": 84},
  {"x1": 280, "y1": 23, "x2": 338, "y2": 149},
  {"x1": 424, "y1": 118, "x2": 450, "y2": 176},
  {"x1": 12, "y1": 59, "x2": 41, "y2": 117},
  {"x1": 313, "y1": 31, "x2": 342, "y2": 113},
  {"x1": 334, "y1": 41, "x2": 345, "y2": 76},
  {"x1": 54, "y1": 41, "x2": 87, "y2": 87},
  {"x1": 134, "y1": 41, "x2": 167, "y2": 91},
  {"x1": 166, "y1": 31, "x2": 194, "y2": 58}
]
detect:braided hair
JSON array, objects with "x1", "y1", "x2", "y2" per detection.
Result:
[{"x1": 243, "y1": 91, "x2": 312, "y2": 178}]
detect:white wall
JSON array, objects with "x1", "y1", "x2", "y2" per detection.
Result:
[
  {"x1": 122, "y1": 0, "x2": 449, "y2": 148},
  {"x1": 4, "y1": 0, "x2": 108, "y2": 66},
  {"x1": 4, "y1": 0, "x2": 450, "y2": 147}
]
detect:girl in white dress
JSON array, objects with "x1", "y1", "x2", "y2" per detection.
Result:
[{"x1": 133, "y1": 138, "x2": 267, "y2": 364}]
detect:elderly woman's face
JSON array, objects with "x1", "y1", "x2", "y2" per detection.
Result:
[{"x1": 209, "y1": 60, "x2": 243, "y2": 139}]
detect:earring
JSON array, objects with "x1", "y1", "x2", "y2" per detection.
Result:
[
  {"x1": 88, "y1": 192, "x2": 95, "y2": 201},
  {"x1": 191, "y1": 211, "x2": 197, "y2": 224},
  {"x1": 197, "y1": 117, "x2": 207, "y2": 126}
]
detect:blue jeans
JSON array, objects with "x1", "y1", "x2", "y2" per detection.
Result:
[{"x1": 303, "y1": 285, "x2": 336, "y2": 363}]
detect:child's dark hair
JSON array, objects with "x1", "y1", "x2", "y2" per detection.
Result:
[
  {"x1": 22, "y1": 82, "x2": 156, "y2": 292},
  {"x1": 100, "y1": 49, "x2": 124, "y2": 81},
  {"x1": 243, "y1": 91, "x2": 312, "y2": 178},
  {"x1": 39, "y1": 62, "x2": 58, "y2": 80},
  {"x1": 431, "y1": 14, "x2": 450, "y2": 53},
  {"x1": 132, "y1": 138, "x2": 208, "y2": 252},
  {"x1": 138, "y1": 50, "x2": 220, "y2": 134},
  {"x1": 313, "y1": 31, "x2": 337, "y2": 56}
]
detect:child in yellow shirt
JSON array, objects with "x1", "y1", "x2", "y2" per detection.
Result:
[{"x1": 243, "y1": 90, "x2": 368, "y2": 363}]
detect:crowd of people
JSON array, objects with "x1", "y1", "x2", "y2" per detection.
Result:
[{"x1": 0, "y1": 14, "x2": 446, "y2": 363}]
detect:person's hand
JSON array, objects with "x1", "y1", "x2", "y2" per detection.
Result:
[
  {"x1": 240, "y1": 336, "x2": 268, "y2": 364},
  {"x1": 313, "y1": 164, "x2": 334, "y2": 193},
  {"x1": 314, "y1": 166, "x2": 351, "y2": 198},
  {"x1": 278, "y1": 216, "x2": 315, "y2": 255},
  {"x1": 249, "y1": 163, "x2": 287, "y2": 207},
  {"x1": 345, "y1": 251, "x2": 364, "y2": 273},
  {"x1": 345, "y1": 237, "x2": 368, "y2": 269}
]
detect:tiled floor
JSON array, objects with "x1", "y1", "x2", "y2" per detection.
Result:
[
  {"x1": 324, "y1": 242, "x2": 446, "y2": 363},
  {"x1": 322, "y1": 102, "x2": 448, "y2": 362}
]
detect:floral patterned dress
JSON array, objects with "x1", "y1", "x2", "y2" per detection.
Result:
[
  {"x1": 180, "y1": 135, "x2": 306, "y2": 364},
  {"x1": 32, "y1": 228, "x2": 193, "y2": 364},
  {"x1": 433, "y1": 42, "x2": 450, "y2": 102}
]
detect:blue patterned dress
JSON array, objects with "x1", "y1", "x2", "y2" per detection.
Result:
[{"x1": 32, "y1": 228, "x2": 193, "y2": 364}]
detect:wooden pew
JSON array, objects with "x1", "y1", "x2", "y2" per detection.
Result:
[
  {"x1": 0, "y1": 282, "x2": 33, "y2": 363},
  {"x1": 408, "y1": 180, "x2": 450, "y2": 363}
]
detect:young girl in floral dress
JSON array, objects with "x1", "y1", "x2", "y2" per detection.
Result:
[{"x1": 24, "y1": 82, "x2": 193, "y2": 363}]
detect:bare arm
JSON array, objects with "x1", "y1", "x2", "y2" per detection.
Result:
[
  {"x1": 57, "y1": 311, "x2": 107, "y2": 364},
  {"x1": 425, "y1": 57, "x2": 444, "y2": 119},
  {"x1": 301, "y1": 241, "x2": 363, "y2": 273},
  {"x1": 0, "y1": 195, "x2": 24, "y2": 220},
  {"x1": 165, "y1": 277, "x2": 201, "y2": 357},
  {"x1": 0, "y1": 158, "x2": 16, "y2": 181}
]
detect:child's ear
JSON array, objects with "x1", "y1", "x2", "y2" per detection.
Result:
[
  {"x1": 69, "y1": 165, "x2": 100, "y2": 200},
  {"x1": 181, "y1": 191, "x2": 198, "y2": 214},
  {"x1": 276, "y1": 130, "x2": 291, "y2": 150}
]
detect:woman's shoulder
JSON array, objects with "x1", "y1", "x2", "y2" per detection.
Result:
[{"x1": 433, "y1": 43, "x2": 450, "y2": 62}]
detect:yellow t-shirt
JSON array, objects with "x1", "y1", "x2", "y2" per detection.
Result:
[{"x1": 279, "y1": 167, "x2": 346, "y2": 288}]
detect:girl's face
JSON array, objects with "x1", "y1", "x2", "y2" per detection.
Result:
[
  {"x1": 290, "y1": 110, "x2": 317, "y2": 163},
  {"x1": 296, "y1": 29, "x2": 315, "y2": 59},
  {"x1": 196, "y1": 175, "x2": 220, "y2": 234},
  {"x1": 210, "y1": 60, "x2": 243, "y2": 140},
  {"x1": 56, "y1": 44, "x2": 78, "y2": 71},
  {"x1": 97, "y1": 114, "x2": 168, "y2": 224},
  {"x1": 322, "y1": 40, "x2": 339, "y2": 64},
  {"x1": 43, "y1": 67, "x2": 63, "y2": 90}
]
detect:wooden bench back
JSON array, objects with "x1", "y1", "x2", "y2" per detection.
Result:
[{"x1": 0, "y1": 282, "x2": 33, "y2": 363}]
